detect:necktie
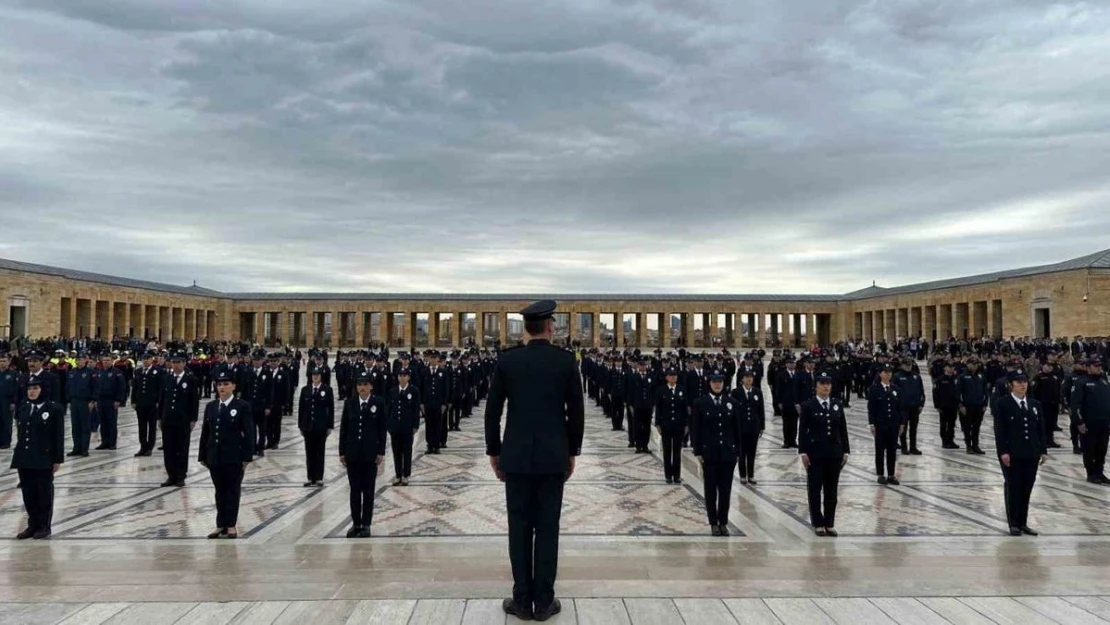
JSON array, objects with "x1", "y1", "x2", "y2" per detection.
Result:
[
  {"x1": 822, "y1": 401, "x2": 828, "y2": 411},
  {"x1": 1020, "y1": 400, "x2": 1027, "y2": 410}
]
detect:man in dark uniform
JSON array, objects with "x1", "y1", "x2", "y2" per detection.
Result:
[
  {"x1": 298, "y1": 369, "x2": 334, "y2": 487},
  {"x1": 0, "y1": 353, "x2": 20, "y2": 450},
  {"x1": 339, "y1": 374, "x2": 388, "y2": 538},
  {"x1": 654, "y1": 367, "x2": 687, "y2": 484},
  {"x1": 730, "y1": 369, "x2": 765, "y2": 484},
  {"x1": 1071, "y1": 357, "x2": 1110, "y2": 484},
  {"x1": 994, "y1": 370, "x2": 1048, "y2": 535},
  {"x1": 131, "y1": 351, "x2": 163, "y2": 457},
  {"x1": 893, "y1": 358, "x2": 925, "y2": 454},
  {"x1": 267, "y1": 353, "x2": 289, "y2": 448},
  {"x1": 387, "y1": 368, "x2": 421, "y2": 486},
  {"x1": 485, "y1": 300, "x2": 584, "y2": 622},
  {"x1": 1031, "y1": 361, "x2": 1063, "y2": 449},
  {"x1": 11, "y1": 377, "x2": 65, "y2": 539},
  {"x1": 798, "y1": 371, "x2": 850, "y2": 537},
  {"x1": 932, "y1": 361, "x2": 961, "y2": 449},
  {"x1": 242, "y1": 350, "x2": 274, "y2": 456},
  {"x1": 421, "y1": 351, "x2": 450, "y2": 454},
  {"x1": 19, "y1": 351, "x2": 59, "y2": 405},
  {"x1": 630, "y1": 358, "x2": 656, "y2": 453},
  {"x1": 775, "y1": 356, "x2": 800, "y2": 448},
  {"x1": 691, "y1": 372, "x2": 740, "y2": 536},
  {"x1": 198, "y1": 370, "x2": 255, "y2": 539},
  {"x1": 957, "y1": 357, "x2": 990, "y2": 454},
  {"x1": 160, "y1": 351, "x2": 200, "y2": 487},
  {"x1": 869, "y1": 364, "x2": 905, "y2": 485},
  {"x1": 92, "y1": 352, "x2": 126, "y2": 450}
]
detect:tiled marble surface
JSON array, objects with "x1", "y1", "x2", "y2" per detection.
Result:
[{"x1": 1, "y1": 362, "x2": 1110, "y2": 606}]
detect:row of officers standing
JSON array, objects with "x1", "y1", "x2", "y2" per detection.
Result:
[{"x1": 5, "y1": 347, "x2": 495, "y2": 540}]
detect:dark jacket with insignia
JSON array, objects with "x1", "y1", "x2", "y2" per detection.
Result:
[
  {"x1": 867, "y1": 383, "x2": 905, "y2": 429},
  {"x1": 198, "y1": 397, "x2": 255, "y2": 465},
  {"x1": 339, "y1": 395, "x2": 388, "y2": 461},
  {"x1": 798, "y1": 396, "x2": 850, "y2": 459},
  {"x1": 131, "y1": 366, "x2": 163, "y2": 408},
  {"x1": 298, "y1": 383, "x2": 335, "y2": 432},
  {"x1": 690, "y1": 393, "x2": 740, "y2": 463},
  {"x1": 729, "y1": 384, "x2": 765, "y2": 435},
  {"x1": 993, "y1": 395, "x2": 1046, "y2": 459},
  {"x1": 387, "y1": 385, "x2": 422, "y2": 433},
  {"x1": 484, "y1": 340, "x2": 586, "y2": 475},
  {"x1": 160, "y1": 370, "x2": 200, "y2": 425},
  {"x1": 10, "y1": 400, "x2": 65, "y2": 470},
  {"x1": 653, "y1": 384, "x2": 687, "y2": 432},
  {"x1": 421, "y1": 366, "x2": 451, "y2": 408},
  {"x1": 892, "y1": 370, "x2": 925, "y2": 409}
]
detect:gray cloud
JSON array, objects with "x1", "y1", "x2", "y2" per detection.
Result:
[{"x1": 1, "y1": 1, "x2": 1108, "y2": 294}]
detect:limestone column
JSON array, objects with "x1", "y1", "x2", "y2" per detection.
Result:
[
  {"x1": 430, "y1": 312, "x2": 440, "y2": 348},
  {"x1": 499, "y1": 312, "x2": 509, "y2": 345},
  {"x1": 755, "y1": 314, "x2": 767, "y2": 347},
  {"x1": 382, "y1": 312, "x2": 394, "y2": 346},
  {"x1": 354, "y1": 310, "x2": 365, "y2": 348},
  {"x1": 684, "y1": 313, "x2": 696, "y2": 349},
  {"x1": 783, "y1": 313, "x2": 794, "y2": 347},
  {"x1": 661, "y1": 313, "x2": 672, "y2": 348},
  {"x1": 104, "y1": 301, "x2": 115, "y2": 339},
  {"x1": 615, "y1": 311, "x2": 625, "y2": 348},
  {"x1": 634, "y1": 312, "x2": 645, "y2": 347},
  {"x1": 569, "y1": 311, "x2": 579, "y2": 346},
  {"x1": 709, "y1": 313, "x2": 719, "y2": 348},
  {"x1": 135, "y1": 305, "x2": 146, "y2": 340},
  {"x1": 451, "y1": 313, "x2": 463, "y2": 348},
  {"x1": 65, "y1": 297, "x2": 78, "y2": 337},
  {"x1": 589, "y1": 312, "x2": 600, "y2": 348}
]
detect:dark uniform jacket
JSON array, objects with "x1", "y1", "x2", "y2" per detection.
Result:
[
  {"x1": 271, "y1": 366, "x2": 291, "y2": 412},
  {"x1": 10, "y1": 400, "x2": 65, "y2": 470},
  {"x1": 1071, "y1": 373, "x2": 1110, "y2": 424},
  {"x1": 92, "y1": 367, "x2": 126, "y2": 403},
  {"x1": 339, "y1": 396, "x2": 389, "y2": 462},
  {"x1": 131, "y1": 366, "x2": 163, "y2": 408},
  {"x1": 892, "y1": 370, "x2": 925, "y2": 409},
  {"x1": 160, "y1": 370, "x2": 200, "y2": 425},
  {"x1": 793, "y1": 369, "x2": 817, "y2": 405},
  {"x1": 775, "y1": 368, "x2": 799, "y2": 407},
  {"x1": 631, "y1": 372, "x2": 656, "y2": 411},
  {"x1": 729, "y1": 384, "x2": 765, "y2": 435},
  {"x1": 484, "y1": 339, "x2": 586, "y2": 475},
  {"x1": 867, "y1": 383, "x2": 905, "y2": 429},
  {"x1": 422, "y1": 366, "x2": 451, "y2": 408},
  {"x1": 370, "y1": 366, "x2": 391, "y2": 398},
  {"x1": 387, "y1": 385, "x2": 422, "y2": 433},
  {"x1": 0, "y1": 367, "x2": 19, "y2": 405},
  {"x1": 241, "y1": 367, "x2": 274, "y2": 412},
  {"x1": 798, "y1": 396, "x2": 850, "y2": 459},
  {"x1": 994, "y1": 395, "x2": 1047, "y2": 459},
  {"x1": 683, "y1": 369, "x2": 709, "y2": 402},
  {"x1": 690, "y1": 393, "x2": 740, "y2": 463},
  {"x1": 198, "y1": 397, "x2": 255, "y2": 465},
  {"x1": 957, "y1": 370, "x2": 990, "y2": 407},
  {"x1": 653, "y1": 384, "x2": 687, "y2": 432},
  {"x1": 298, "y1": 383, "x2": 335, "y2": 432}
]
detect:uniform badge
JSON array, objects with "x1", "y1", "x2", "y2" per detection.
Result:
[
  {"x1": 407, "y1": 393, "x2": 412, "y2": 400},
  {"x1": 230, "y1": 409, "x2": 238, "y2": 416},
  {"x1": 833, "y1": 405, "x2": 839, "y2": 411},
  {"x1": 678, "y1": 391, "x2": 683, "y2": 396},
  {"x1": 182, "y1": 383, "x2": 187, "y2": 389},
  {"x1": 1033, "y1": 407, "x2": 1038, "y2": 414},
  {"x1": 82, "y1": 374, "x2": 87, "y2": 379},
  {"x1": 321, "y1": 390, "x2": 326, "y2": 397},
  {"x1": 42, "y1": 412, "x2": 50, "y2": 420},
  {"x1": 370, "y1": 406, "x2": 377, "y2": 413},
  {"x1": 726, "y1": 402, "x2": 732, "y2": 410},
  {"x1": 892, "y1": 390, "x2": 898, "y2": 397}
]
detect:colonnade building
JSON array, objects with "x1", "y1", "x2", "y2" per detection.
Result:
[{"x1": 1, "y1": 249, "x2": 1107, "y2": 349}]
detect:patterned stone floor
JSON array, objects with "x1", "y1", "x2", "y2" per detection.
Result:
[{"x1": 2, "y1": 358, "x2": 1110, "y2": 617}]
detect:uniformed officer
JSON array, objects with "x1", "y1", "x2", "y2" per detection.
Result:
[
  {"x1": 298, "y1": 369, "x2": 334, "y2": 487},
  {"x1": 198, "y1": 370, "x2": 255, "y2": 538},
  {"x1": 1031, "y1": 361, "x2": 1063, "y2": 449},
  {"x1": 893, "y1": 358, "x2": 925, "y2": 454},
  {"x1": 932, "y1": 361, "x2": 961, "y2": 449},
  {"x1": 387, "y1": 368, "x2": 421, "y2": 486},
  {"x1": 692, "y1": 373, "x2": 740, "y2": 536},
  {"x1": 799, "y1": 371, "x2": 850, "y2": 537},
  {"x1": 131, "y1": 351, "x2": 163, "y2": 457},
  {"x1": 64, "y1": 352, "x2": 94, "y2": 456},
  {"x1": 339, "y1": 374, "x2": 388, "y2": 538},
  {"x1": 1, "y1": 353, "x2": 21, "y2": 450},
  {"x1": 869, "y1": 365, "x2": 905, "y2": 485},
  {"x1": 242, "y1": 350, "x2": 274, "y2": 456},
  {"x1": 957, "y1": 358, "x2": 990, "y2": 454},
  {"x1": 92, "y1": 352, "x2": 126, "y2": 450},
  {"x1": 994, "y1": 370, "x2": 1048, "y2": 535},
  {"x1": 11, "y1": 377, "x2": 65, "y2": 539},
  {"x1": 485, "y1": 300, "x2": 584, "y2": 621},
  {"x1": 730, "y1": 369, "x2": 765, "y2": 485},
  {"x1": 630, "y1": 358, "x2": 656, "y2": 453},
  {"x1": 654, "y1": 367, "x2": 687, "y2": 484},
  {"x1": 422, "y1": 351, "x2": 450, "y2": 455},
  {"x1": 161, "y1": 351, "x2": 200, "y2": 487},
  {"x1": 1071, "y1": 357, "x2": 1110, "y2": 484},
  {"x1": 775, "y1": 356, "x2": 800, "y2": 448}
]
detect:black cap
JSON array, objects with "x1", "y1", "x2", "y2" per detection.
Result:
[
  {"x1": 26, "y1": 376, "x2": 43, "y2": 388},
  {"x1": 740, "y1": 369, "x2": 755, "y2": 378},
  {"x1": 880, "y1": 364, "x2": 894, "y2": 372},
  {"x1": 169, "y1": 351, "x2": 187, "y2": 361},
  {"x1": 664, "y1": 368, "x2": 679, "y2": 376},
  {"x1": 709, "y1": 372, "x2": 725, "y2": 382},
  {"x1": 397, "y1": 368, "x2": 412, "y2": 376},
  {"x1": 214, "y1": 370, "x2": 235, "y2": 383},
  {"x1": 815, "y1": 371, "x2": 834, "y2": 384},
  {"x1": 1008, "y1": 370, "x2": 1029, "y2": 383},
  {"x1": 521, "y1": 299, "x2": 557, "y2": 321},
  {"x1": 26, "y1": 350, "x2": 44, "y2": 361},
  {"x1": 356, "y1": 374, "x2": 372, "y2": 385},
  {"x1": 1088, "y1": 357, "x2": 1104, "y2": 368}
]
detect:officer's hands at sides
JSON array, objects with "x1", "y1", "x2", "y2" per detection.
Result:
[
  {"x1": 340, "y1": 455, "x2": 347, "y2": 467},
  {"x1": 800, "y1": 453, "x2": 810, "y2": 469},
  {"x1": 1039, "y1": 454, "x2": 1048, "y2": 465},
  {"x1": 869, "y1": 425, "x2": 876, "y2": 436},
  {"x1": 52, "y1": 463, "x2": 60, "y2": 474},
  {"x1": 959, "y1": 405, "x2": 966, "y2": 415},
  {"x1": 376, "y1": 454, "x2": 383, "y2": 466},
  {"x1": 1000, "y1": 453, "x2": 1011, "y2": 468},
  {"x1": 490, "y1": 456, "x2": 505, "y2": 482},
  {"x1": 841, "y1": 454, "x2": 849, "y2": 467},
  {"x1": 1079, "y1": 423, "x2": 1088, "y2": 434},
  {"x1": 566, "y1": 456, "x2": 576, "y2": 481}
]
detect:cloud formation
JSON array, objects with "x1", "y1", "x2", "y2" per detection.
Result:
[{"x1": 2, "y1": 1, "x2": 1108, "y2": 294}]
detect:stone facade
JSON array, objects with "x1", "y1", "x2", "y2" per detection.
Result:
[{"x1": 1, "y1": 257, "x2": 1107, "y2": 348}]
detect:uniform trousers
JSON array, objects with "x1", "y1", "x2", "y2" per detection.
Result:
[
  {"x1": 1042, "y1": 403, "x2": 1059, "y2": 442},
  {"x1": 346, "y1": 460, "x2": 378, "y2": 527},
  {"x1": 900, "y1": 406, "x2": 922, "y2": 451},
  {"x1": 962, "y1": 406, "x2": 985, "y2": 448},
  {"x1": 781, "y1": 404, "x2": 799, "y2": 446},
  {"x1": 1082, "y1": 421, "x2": 1110, "y2": 479},
  {"x1": 449, "y1": 400, "x2": 463, "y2": 430},
  {"x1": 266, "y1": 411, "x2": 283, "y2": 447},
  {"x1": 390, "y1": 429, "x2": 414, "y2": 477},
  {"x1": 633, "y1": 408, "x2": 652, "y2": 449},
  {"x1": 439, "y1": 410, "x2": 450, "y2": 447},
  {"x1": 69, "y1": 400, "x2": 91, "y2": 454},
  {"x1": 302, "y1": 430, "x2": 328, "y2": 482},
  {"x1": 424, "y1": 406, "x2": 443, "y2": 451},
  {"x1": 505, "y1": 472, "x2": 565, "y2": 609},
  {"x1": 135, "y1": 404, "x2": 159, "y2": 451},
  {"x1": 625, "y1": 405, "x2": 635, "y2": 444},
  {"x1": 609, "y1": 398, "x2": 624, "y2": 430},
  {"x1": 701, "y1": 459, "x2": 736, "y2": 526},
  {"x1": 163, "y1": 421, "x2": 192, "y2": 482},
  {"x1": 1000, "y1": 457, "x2": 1038, "y2": 528},
  {"x1": 96, "y1": 401, "x2": 119, "y2": 448},
  {"x1": 938, "y1": 408, "x2": 959, "y2": 445},
  {"x1": 660, "y1": 429, "x2": 683, "y2": 481},
  {"x1": 0, "y1": 400, "x2": 13, "y2": 448},
  {"x1": 18, "y1": 468, "x2": 54, "y2": 532},
  {"x1": 737, "y1": 433, "x2": 758, "y2": 479},
  {"x1": 209, "y1": 464, "x2": 244, "y2": 528},
  {"x1": 254, "y1": 407, "x2": 269, "y2": 451},
  {"x1": 874, "y1": 426, "x2": 899, "y2": 476},
  {"x1": 806, "y1": 457, "x2": 843, "y2": 528}
]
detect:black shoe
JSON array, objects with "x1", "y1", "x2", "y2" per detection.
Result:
[
  {"x1": 1098, "y1": 476, "x2": 1110, "y2": 485},
  {"x1": 1048, "y1": 441, "x2": 1061, "y2": 448},
  {"x1": 207, "y1": 529, "x2": 227, "y2": 539},
  {"x1": 346, "y1": 526, "x2": 360, "y2": 538},
  {"x1": 665, "y1": 478, "x2": 673, "y2": 484},
  {"x1": 826, "y1": 528, "x2": 838, "y2": 537},
  {"x1": 534, "y1": 599, "x2": 562, "y2": 621},
  {"x1": 160, "y1": 479, "x2": 176, "y2": 487},
  {"x1": 973, "y1": 447, "x2": 986, "y2": 455},
  {"x1": 174, "y1": 480, "x2": 186, "y2": 488},
  {"x1": 502, "y1": 598, "x2": 533, "y2": 620},
  {"x1": 32, "y1": 529, "x2": 51, "y2": 540},
  {"x1": 719, "y1": 525, "x2": 730, "y2": 537},
  {"x1": 256, "y1": 450, "x2": 265, "y2": 457},
  {"x1": 1073, "y1": 446, "x2": 1082, "y2": 454},
  {"x1": 359, "y1": 527, "x2": 372, "y2": 538},
  {"x1": 909, "y1": 449, "x2": 922, "y2": 455},
  {"x1": 1020, "y1": 526, "x2": 1039, "y2": 536},
  {"x1": 711, "y1": 525, "x2": 722, "y2": 536},
  {"x1": 1087, "y1": 477, "x2": 1101, "y2": 484},
  {"x1": 1009, "y1": 526, "x2": 1022, "y2": 536},
  {"x1": 627, "y1": 442, "x2": 636, "y2": 448},
  {"x1": 877, "y1": 476, "x2": 887, "y2": 485},
  {"x1": 748, "y1": 478, "x2": 757, "y2": 486},
  {"x1": 673, "y1": 477, "x2": 682, "y2": 485},
  {"x1": 79, "y1": 452, "x2": 89, "y2": 457},
  {"x1": 157, "y1": 445, "x2": 164, "y2": 451},
  {"x1": 1052, "y1": 426, "x2": 1063, "y2": 432},
  {"x1": 887, "y1": 477, "x2": 900, "y2": 486},
  {"x1": 303, "y1": 482, "x2": 315, "y2": 487},
  {"x1": 15, "y1": 528, "x2": 34, "y2": 540},
  {"x1": 95, "y1": 444, "x2": 108, "y2": 450},
  {"x1": 67, "y1": 451, "x2": 80, "y2": 457},
  {"x1": 900, "y1": 446, "x2": 909, "y2": 454}
]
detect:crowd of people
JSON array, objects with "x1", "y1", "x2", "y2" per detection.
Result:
[{"x1": 2, "y1": 331, "x2": 1108, "y2": 541}]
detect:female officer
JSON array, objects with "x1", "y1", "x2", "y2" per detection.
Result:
[
  {"x1": 298, "y1": 369, "x2": 335, "y2": 487},
  {"x1": 11, "y1": 377, "x2": 65, "y2": 539},
  {"x1": 199, "y1": 370, "x2": 255, "y2": 539},
  {"x1": 799, "y1": 371, "x2": 850, "y2": 537},
  {"x1": 730, "y1": 369, "x2": 765, "y2": 485},
  {"x1": 691, "y1": 372, "x2": 741, "y2": 536}
]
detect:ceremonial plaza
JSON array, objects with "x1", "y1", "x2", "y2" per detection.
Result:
[{"x1": 0, "y1": 250, "x2": 1109, "y2": 625}]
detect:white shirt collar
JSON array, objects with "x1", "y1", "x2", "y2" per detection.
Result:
[{"x1": 1012, "y1": 393, "x2": 1027, "y2": 405}]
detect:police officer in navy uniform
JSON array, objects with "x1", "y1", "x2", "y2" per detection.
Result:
[
  {"x1": 869, "y1": 364, "x2": 906, "y2": 486},
  {"x1": 242, "y1": 350, "x2": 274, "y2": 456},
  {"x1": 630, "y1": 358, "x2": 656, "y2": 453},
  {"x1": 799, "y1": 371, "x2": 850, "y2": 537},
  {"x1": 267, "y1": 353, "x2": 289, "y2": 448},
  {"x1": 92, "y1": 352, "x2": 126, "y2": 450},
  {"x1": 691, "y1": 372, "x2": 740, "y2": 536},
  {"x1": 932, "y1": 361, "x2": 961, "y2": 449},
  {"x1": 339, "y1": 373, "x2": 388, "y2": 538},
  {"x1": 11, "y1": 377, "x2": 65, "y2": 539},
  {"x1": 131, "y1": 351, "x2": 163, "y2": 457},
  {"x1": 161, "y1": 351, "x2": 200, "y2": 487},
  {"x1": 298, "y1": 369, "x2": 334, "y2": 487},
  {"x1": 957, "y1": 357, "x2": 990, "y2": 454},
  {"x1": 387, "y1": 368, "x2": 421, "y2": 486},
  {"x1": 64, "y1": 351, "x2": 95, "y2": 456},
  {"x1": 421, "y1": 351, "x2": 451, "y2": 454},
  {"x1": 485, "y1": 300, "x2": 584, "y2": 622},
  {"x1": 19, "y1": 351, "x2": 59, "y2": 406},
  {"x1": 654, "y1": 367, "x2": 687, "y2": 484},
  {"x1": 730, "y1": 369, "x2": 765, "y2": 485},
  {"x1": 198, "y1": 370, "x2": 255, "y2": 539},
  {"x1": 893, "y1": 358, "x2": 925, "y2": 454},
  {"x1": 994, "y1": 370, "x2": 1048, "y2": 536},
  {"x1": 1071, "y1": 357, "x2": 1110, "y2": 484},
  {"x1": 1, "y1": 353, "x2": 21, "y2": 450}
]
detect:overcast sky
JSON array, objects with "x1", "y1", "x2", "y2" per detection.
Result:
[{"x1": 2, "y1": 1, "x2": 1108, "y2": 294}]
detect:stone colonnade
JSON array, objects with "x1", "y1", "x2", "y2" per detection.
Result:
[{"x1": 851, "y1": 299, "x2": 1005, "y2": 343}]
